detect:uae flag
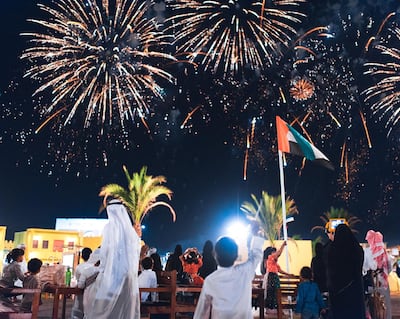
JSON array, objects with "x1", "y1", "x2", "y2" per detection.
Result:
[{"x1": 276, "y1": 116, "x2": 334, "y2": 170}]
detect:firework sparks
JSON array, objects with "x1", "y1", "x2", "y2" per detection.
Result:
[
  {"x1": 21, "y1": 0, "x2": 176, "y2": 131},
  {"x1": 166, "y1": 0, "x2": 306, "y2": 76},
  {"x1": 289, "y1": 77, "x2": 315, "y2": 101},
  {"x1": 180, "y1": 105, "x2": 201, "y2": 129},
  {"x1": 363, "y1": 26, "x2": 400, "y2": 136}
]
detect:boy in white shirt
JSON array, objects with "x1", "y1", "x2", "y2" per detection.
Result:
[
  {"x1": 193, "y1": 222, "x2": 264, "y2": 319},
  {"x1": 71, "y1": 247, "x2": 92, "y2": 319},
  {"x1": 138, "y1": 257, "x2": 158, "y2": 302}
]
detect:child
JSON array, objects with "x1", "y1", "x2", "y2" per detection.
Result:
[
  {"x1": 71, "y1": 247, "x2": 93, "y2": 319},
  {"x1": 295, "y1": 266, "x2": 326, "y2": 319},
  {"x1": 265, "y1": 241, "x2": 295, "y2": 312},
  {"x1": 138, "y1": 257, "x2": 158, "y2": 302},
  {"x1": 0, "y1": 248, "x2": 25, "y2": 289},
  {"x1": 20, "y1": 258, "x2": 43, "y2": 313},
  {"x1": 193, "y1": 222, "x2": 264, "y2": 319}
]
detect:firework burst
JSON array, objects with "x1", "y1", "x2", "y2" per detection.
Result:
[
  {"x1": 289, "y1": 77, "x2": 315, "y2": 101},
  {"x1": 363, "y1": 25, "x2": 400, "y2": 137},
  {"x1": 166, "y1": 0, "x2": 306, "y2": 77},
  {"x1": 21, "y1": 0, "x2": 176, "y2": 131}
]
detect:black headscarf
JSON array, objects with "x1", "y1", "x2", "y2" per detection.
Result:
[{"x1": 327, "y1": 224, "x2": 364, "y2": 293}]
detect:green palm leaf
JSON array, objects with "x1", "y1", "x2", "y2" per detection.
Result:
[
  {"x1": 241, "y1": 191, "x2": 298, "y2": 245},
  {"x1": 99, "y1": 166, "x2": 176, "y2": 228},
  {"x1": 310, "y1": 206, "x2": 361, "y2": 233}
]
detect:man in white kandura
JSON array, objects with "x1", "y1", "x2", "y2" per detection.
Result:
[{"x1": 84, "y1": 200, "x2": 141, "y2": 319}]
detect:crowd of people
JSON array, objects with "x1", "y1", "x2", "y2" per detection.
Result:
[{"x1": 0, "y1": 202, "x2": 398, "y2": 319}]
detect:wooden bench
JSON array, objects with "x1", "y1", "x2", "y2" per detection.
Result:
[
  {"x1": 45, "y1": 286, "x2": 83, "y2": 319},
  {"x1": 252, "y1": 275, "x2": 265, "y2": 319},
  {"x1": 141, "y1": 272, "x2": 268, "y2": 318},
  {"x1": 0, "y1": 288, "x2": 41, "y2": 319},
  {"x1": 140, "y1": 271, "x2": 177, "y2": 318},
  {"x1": 139, "y1": 271, "x2": 202, "y2": 319},
  {"x1": 175, "y1": 284, "x2": 201, "y2": 316},
  {"x1": 277, "y1": 277, "x2": 300, "y2": 319}
]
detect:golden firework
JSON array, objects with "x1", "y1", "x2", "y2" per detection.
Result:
[
  {"x1": 363, "y1": 26, "x2": 400, "y2": 136},
  {"x1": 21, "y1": 0, "x2": 176, "y2": 130},
  {"x1": 166, "y1": 0, "x2": 306, "y2": 76},
  {"x1": 289, "y1": 78, "x2": 315, "y2": 101}
]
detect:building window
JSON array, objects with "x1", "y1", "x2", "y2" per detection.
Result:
[
  {"x1": 53, "y1": 240, "x2": 64, "y2": 252},
  {"x1": 42, "y1": 240, "x2": 49, "y2": 249},
  {"x1": 32, "y1": 240, "x2": 38, "y2": 249}
]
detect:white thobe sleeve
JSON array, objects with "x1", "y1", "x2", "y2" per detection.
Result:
[{"x1": 193, "y1": 289, "x2": 212, "y2": 319}]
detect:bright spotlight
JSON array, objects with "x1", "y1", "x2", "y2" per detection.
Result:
[{"x1": 225, "y1": 219, "x2": 250, "y2": 243}]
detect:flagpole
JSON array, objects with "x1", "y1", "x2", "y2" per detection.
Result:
[{"x1": 278, "y1": 149, "x2": 290, "y2": 273}]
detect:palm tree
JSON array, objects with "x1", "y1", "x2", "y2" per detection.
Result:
[
  {"x1": 240, "y1": 191, "x2": 298, "y2": 245},
  {"x1": 99, "y1": 165, "x2": 176, "y2": 237},
  {"x1": 311, "y1": 206, "x2": 361, "y2": 234}
]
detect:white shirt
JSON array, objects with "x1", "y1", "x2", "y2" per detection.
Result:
[
  {"x1": 363, "y1": 247, "x2": 377, "y2": 275},
  {"x1": 193, "y1": 236, "x2": 264, "y2": 319},
  {"x1": 71, "y1": 261, "x2": 94, "y2": 319},
  {"x1": 138, "y1": 269, "x2": 158, "y2": 302}
]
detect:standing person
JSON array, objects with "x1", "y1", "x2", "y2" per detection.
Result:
[
  {"x1": 165, "y1": 244, "x2": 183, "y2": 277},
  {"x1": 327, "y1": 224, "x2": 365, "y2": 319},
  {"x1": 139, "y1": 245, "x2": 150, "y2": 272},
  {"x1": 323, "y1": 225, "x2": 335, "y2": 267},
  {"x1": 71, "y1": 247, "x2": 93, "y2": 319},
  {"x1": 193, "y1": 222, "x2": 264, "y2": 319},
  {"x1": 261, "y1": 246, "x2": 276, "y2": 301},
  {"x1": 138, "y1": 257, "x2": 158, "y2": 302},
  {"x1": 20, "y1": 258, "x2": 43, "y2": 313},
  {"x1": 365, "y1": 230, "x2": 392, "y2": 319},
  {"x1": 295, "y1": 266, "x2": 326, "y2": 319},
  {"x1": 0, "y1": 248, "x2": 25, "y2": 289},
  {"x1": 83, "y1": 200, "x2": 141, "y2": 319},
  {"x1": 265, "y1": 242, "x2": 295, "y2": 313},
  {"x1": 311, "y1": 242, "x2": 328, "y2": 293},
  {"x1": 198, "y1": 240, "x2": 217, "y2": 279},
  {"x1": 261, "y1": 247, "x2": 275, "y2": 275},
  {"x1": 148, "y1": 248, "x2": 163, "y2": 272}
]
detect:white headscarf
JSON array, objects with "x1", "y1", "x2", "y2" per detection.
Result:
[{"x1": 84, "y1": 200, "x2": 141, "y2": 319}]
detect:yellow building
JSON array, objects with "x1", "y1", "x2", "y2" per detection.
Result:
[
  {"x1": 0, "y1": 226, "x2": 6, "y2": 273},
  {"x1": 14, "y1": 228, "x2": 84, "y2": 265}
]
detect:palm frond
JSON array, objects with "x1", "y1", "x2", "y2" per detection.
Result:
[
  {"x1": 311, "y1": 206, "x2": 362, "y2": 234},
  {"x1": 99, "y1": 165, "x2": 175, "y2": 226},
  {"x1": 241, "y1": 191, "x2": 298, "y2": 244}
]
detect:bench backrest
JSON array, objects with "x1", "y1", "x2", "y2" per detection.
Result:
[
  {"x1": 139, "y1": 271, "x2": 203, "y2": 318},
  {"x1": 277, "y1": 277, "x2": 300, "y2": 319},
  {"x1": 139, "y1": 271, "x2": 177, "y2": 318},
  {"x1": 0, "y1": 288, "x2": 41, "y2": 319}
]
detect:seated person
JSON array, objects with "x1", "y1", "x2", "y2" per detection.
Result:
[
  {"x1": 20, "y1": 258, "x2": 43, "y2": 313},
  {"x1": 138, "y1": 257, "x2": 158, "y2": 302},
  {"x1": 71, "y1": 247, "x2": 93, "y2": 319},
  {"x1": 0, "y1": 248, "x2": 25, "y2": 289}
]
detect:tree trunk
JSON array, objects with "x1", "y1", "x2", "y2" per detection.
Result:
[{"x1": 134, "y1": 222, "x2": 142, "y2": 238}]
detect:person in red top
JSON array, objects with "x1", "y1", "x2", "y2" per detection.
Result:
[
  {"x1": 264, "y1": 241, "x2": 296, "y2": 312},
  {"x1": 180, "y1": 247, "x2": 204, "y2": 286}
]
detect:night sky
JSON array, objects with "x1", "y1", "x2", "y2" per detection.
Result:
[{"x1": 0, "y1": 0, "x2": 399, "y2": 254}]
